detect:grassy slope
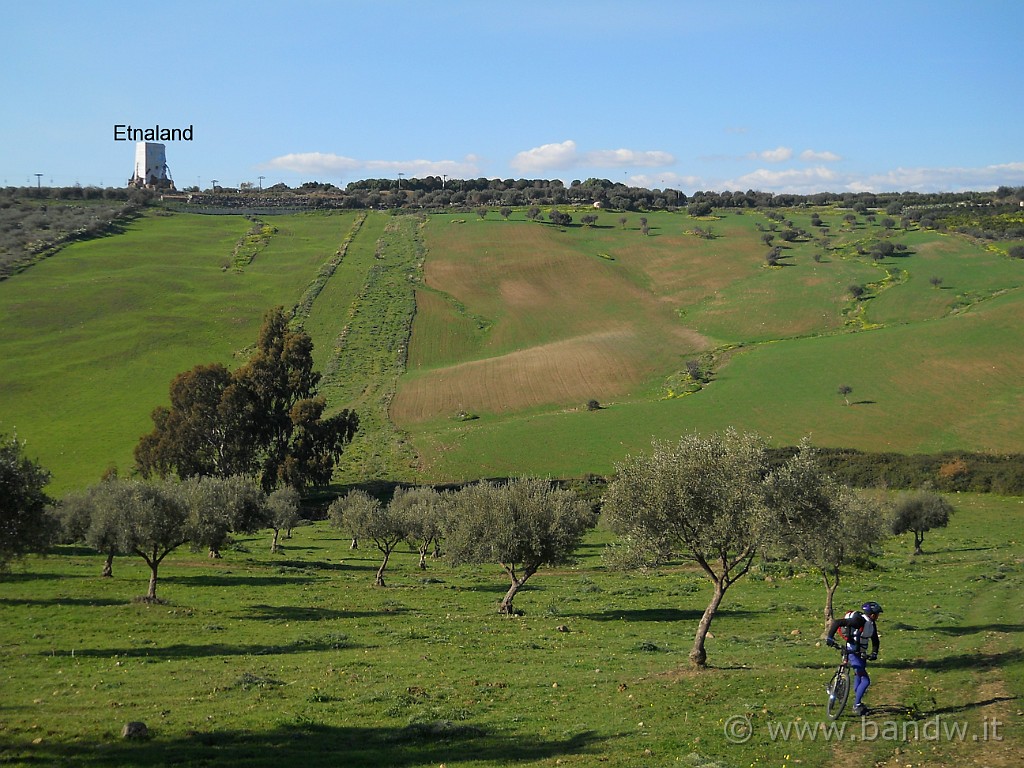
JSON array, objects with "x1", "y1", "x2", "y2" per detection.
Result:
[
  {"x1": 410, "y1": 288, "x2": 1024, "y2": 481},
  {"x1": 0, "y1": 211, "x2": 348, "y2": 493},
  {"x1": 298, "y1": 211, "x2": 370, "y2": 373},
  {"x1": 400, "y1": 210, "x2": 1024, "y2": 482},
  {"x1": 2, "y1": 206, "x2": 1022, "y2": 492},
  {"x1": 314, "y1": 215, "x2": 422, "y2": 482},
  {"x1": 0, "y1": 494, "x2": 1020, "y2": 767}
]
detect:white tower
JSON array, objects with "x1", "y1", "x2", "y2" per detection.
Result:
[{"x1": 129, "y1": 142, "x2": 173, "y2": 188}]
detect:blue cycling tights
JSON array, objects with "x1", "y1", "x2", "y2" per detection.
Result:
[{"x1": 849, "y1": 652, "x2": 871, "y2": 706}]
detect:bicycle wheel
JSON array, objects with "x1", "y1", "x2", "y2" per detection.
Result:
[{"x1": 826, "y1": 667, "x2": 850, "y2": 720}]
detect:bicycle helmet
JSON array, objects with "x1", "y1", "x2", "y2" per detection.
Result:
[{"x1": 861, "y1": 601, "x2": 883, "y2": 615}]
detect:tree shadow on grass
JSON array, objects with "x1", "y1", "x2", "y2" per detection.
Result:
[
  {"x1": 0, "y1": 571, "x2": 91, "y2": 582},
  {"x1": 164, "y1": 574, "x2": 320, "y2": 588},
  {"x1": 269, "y1": 558, "x2": 351, "y2": 572},
  {"x1": 45, "y1": 635, "x2": 367, "y2": 660},
  {"x1": 881, "y1": 648, "x2": 1024, "y2": 673},
  {"x1": 454, "y1": 582, "x2": 517, "y2": 594},
  {"x1": 920, "y1": 622, "x2": 1024, "y2": 636},
  {"x1": 939, "y1": 545, "x2": 995, "y2": 554},
  {"x1": 0, "y1": 723, "x2": 607, "y2": 768},
  {"x1": 241, "y1": 604, "x2": 407, "y2": 622},
  {"x1": 0, "y1": 597, "x2": 125, "y2": 608},
  {"x1": 575, "y1": 607, "x2": 755, "y2": 622}
]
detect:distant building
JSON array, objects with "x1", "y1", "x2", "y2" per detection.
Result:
[{"x1": 128, "y1": 142, "x2": 174, "y2": 189}]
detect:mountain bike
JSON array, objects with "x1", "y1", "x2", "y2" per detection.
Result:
[{"x1": 826, "y1": 647, "x2": 851, "y2": 720}]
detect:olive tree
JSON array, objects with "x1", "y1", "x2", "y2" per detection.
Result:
[
  {"x1": 766, "y1": 442, "x2": 888, "y2": 627},
  {"x1": 59, "y1": 483, "x2": 125, "y2": 577},
  {"x1": 180, "y1": 475, "x2": 266, "y2": 558},
  {"x1": 0, "y1": 432, "x2": 55, "y2": 570},
  {"x1": 603, "y1": 430, "x2": 773, "y2": 667},
  {"x1": 105, "y1": 478, "x2": 190, "y2": 601},
  {"x1": 892, "y1": 490, "x2": 954, "y2": 555},
  {"x1": 444, "y1": 478, "x2": 596, "y2": 615},
  {"x1": 266, "y1": 487, "x2": 301, "y2": 553},
  {"x1": 837, "y1": 384, "x2": 853, "y2": 405},
  {"x1": 391, "y1": 486, "x2": 444, "y2": 569},
  {"x1": 329, "y1": 490, "x2": 406, "y2": 586}
]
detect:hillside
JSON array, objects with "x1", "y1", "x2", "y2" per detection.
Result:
[
  {"x1": 397, "y1": 209, "x2": 1024, "y2": 481},
  {"x1": 0, "y1": 204, "x2": 1021, "y2": 492}
]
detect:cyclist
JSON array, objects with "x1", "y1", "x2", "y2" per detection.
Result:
[{"x1": 826, "y1": 601, "x2": 883, "y2": 716}]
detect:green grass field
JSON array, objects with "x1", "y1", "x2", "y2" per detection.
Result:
[
  {"x1": 0, "y1": 211, "x2": 353, "y2": 493},
  {"x1": 398, "y1": 209, "x2": 1024, "y2": 482},
  {"x1": 1, "y1": 494, "x2": 1021, "y2": 767},
  {"x1": 3, "y1": 209, "x2": 1023, "y2": 767},
  {"x1": 1, "y1": 205, "x2": 1022, "y2": 491}
]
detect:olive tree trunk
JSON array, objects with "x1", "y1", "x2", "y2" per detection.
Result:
[
  {"x1": 139, "y1": 546, "x2": 168, "y2": 602},
  {"x1": 375, "y1": 550, "x2": 391, "y2": 587},
  {"x1": 822, "y1": 565, "x2": 840, "y2": 632},
  {"x1": 690, "y1": 579, "x2": 726, "y2": 667},
  {"x1": 146, "y1": 562, "x2": 160, "y2": 601},
  {"x1": 498, "y1": 564, "x2": 537, "y2": 615}
]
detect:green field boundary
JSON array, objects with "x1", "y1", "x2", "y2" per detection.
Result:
[
  {"x1": 321, "y1": 214, "x2": 424, "y2": 482},
  {"x1": 228, "y1": 216, "x2": 278, "y2": 272},
  {"x1": 290, "y1": 212, "x2": 367, "y2": 327}
]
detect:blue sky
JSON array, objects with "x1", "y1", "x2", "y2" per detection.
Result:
[{"x1": 4, "y1": 0, "x2": 1023, "y2": 194}]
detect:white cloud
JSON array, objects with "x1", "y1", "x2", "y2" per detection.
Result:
[
  {"x1": 714, "y1": 161, "x2": 1024, "y2": 194},
  {"x1": 800, "y1": 149, "x2": 842, "y2": 162},
  {"x1": 848, "y1": 162, "x2": 1024, "y2": 192},
  {"x1": 262, "y1": 152, "x2": 481, "y2": 178},
  {"x1": 587, "y1": 148, "x2": 676, "y2": 168},
  {"x1": 722, "y1": 166, "x2": 840, "y2": 194},
  {"x1": 750, "y1": 146, "x2": 793, "y2": 163},
  {"x1": 263, "y1": 152, "x2": 361, "y2": 174},
  {"x1": 510, "y1": 140, "x2": 675, "y2": 174},
  {"x1": 509, "y1": 140, "x2": 580, "y2": 173}
]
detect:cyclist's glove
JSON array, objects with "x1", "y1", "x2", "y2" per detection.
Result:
[
  {"x1": 867, "y1": 652, "x2": 878, "y2": 661},
  {"x1": 826, "y1": 637, "x2": 838, "y2": 648}
]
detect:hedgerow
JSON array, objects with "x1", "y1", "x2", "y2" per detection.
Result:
[{"x1": 766, "y1": 447, "x2": 1024, "y2": 495}]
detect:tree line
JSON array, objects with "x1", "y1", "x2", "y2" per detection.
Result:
[
  {"x1": 767, "y1": 447, "x2": 1024, "y2": 496},
  {"x1": 134, "y1": 307, "x2": 358, "y2": 494},
  {"x1": 7, "y1": 183, "x2": 1022, "y2": 246},
  {"x1": 57, "y1": 177, "x2": 1010, "y2": 219},
  {"x1": 3, "y1": 423, "x2": 953, "y2": 669}
]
